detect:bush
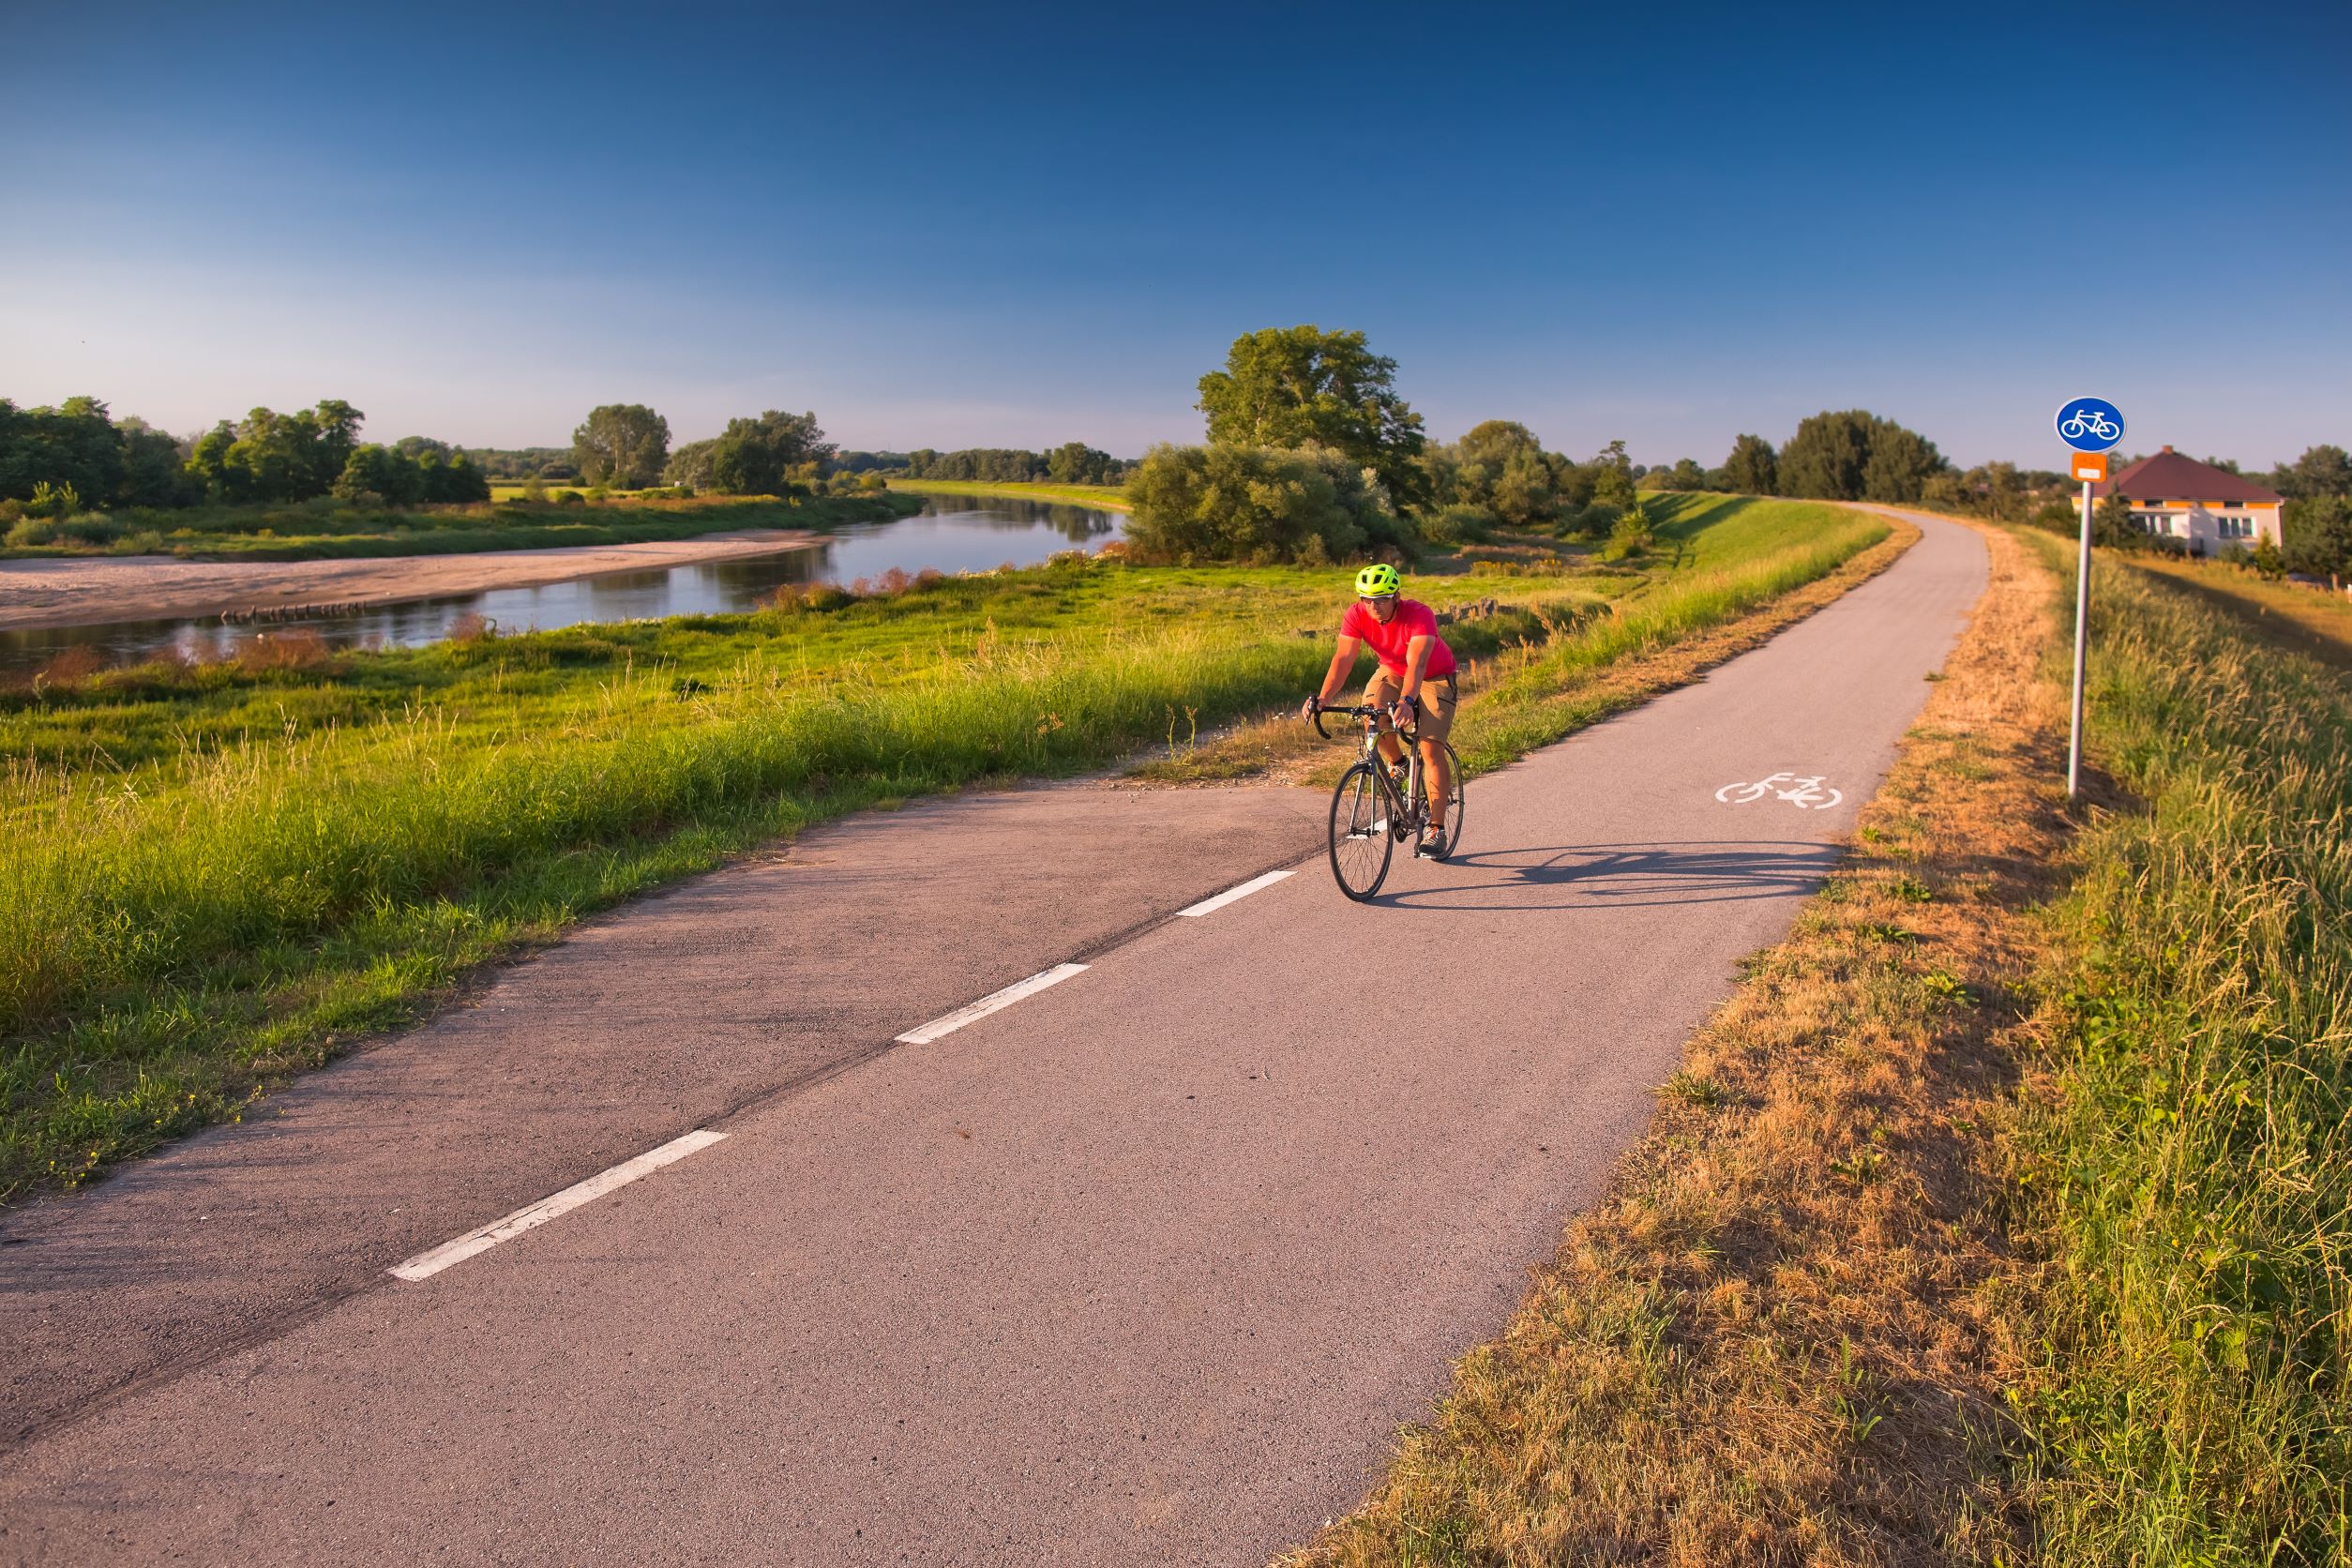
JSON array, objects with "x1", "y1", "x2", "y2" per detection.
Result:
[
  {"x1": 1420, "y1": 503, "x2": 1498, "y2": 545},
  {"x1": 6, "y1": 510, "x2": 127, "y2": 549},
  {"x1": 25, "y1": 481, "x2": 82, "y2": 519},
  {"x1": 1123, "y1": 443, "x2": 1411, "y2": 565},
  {"x1": 1600, "y1": 504, "x2": 1655, "y2": 562},
  {"x1": 2247, "y1": 537, "x2": 2286, "y2": 579},
  {"x1": 2030, "y1": 497, "x2": 2078, "y2": 534},
  {"x1": 1567, "y1": 501, "x2": 1621, "y2": 539}
]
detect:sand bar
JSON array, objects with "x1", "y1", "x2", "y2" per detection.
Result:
[{"x1": 0, "y1": 529, "x2": 824, "y2": 631}]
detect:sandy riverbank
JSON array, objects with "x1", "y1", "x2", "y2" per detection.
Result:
[{"x1": 0, "y1": 529, "x2": 825, "y2": 631}]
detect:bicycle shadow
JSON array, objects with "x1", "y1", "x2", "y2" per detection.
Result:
[{"x1": 1376, "y1": 838, "x2": 1843, "y2": 912}]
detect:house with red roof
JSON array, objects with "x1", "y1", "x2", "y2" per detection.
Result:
[{"x1": 2093, "y1": 445, "x2": 2284, "y2": 555}]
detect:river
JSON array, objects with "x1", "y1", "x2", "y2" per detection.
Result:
[{"x1": 0, "y1": 494, "x2": 1123, "y2": 675}]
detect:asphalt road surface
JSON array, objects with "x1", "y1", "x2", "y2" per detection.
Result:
[{"x1": 0, "y1": 509, "x2": 1986, "y2": 1564}]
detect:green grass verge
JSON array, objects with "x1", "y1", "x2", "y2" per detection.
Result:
[
  {"x1": 0, "y1": 496, "x2": 1879, "y2": 1201},
  {"x1": 2128, "y1": 553, "x2": 2352, "y2": 676},
  {"x1": 2016, "y1": 537, "x2": 2352, "y2": 1560},
  {"x1": 1454, "y1": 497, "x2": 1886, "y2": 770},
  {"x1": 885, "y1": 478, "x2": 1133, "y2": 512},
  {"x1": 0, "y1": 493, "x2": 917, "y2": 564}
]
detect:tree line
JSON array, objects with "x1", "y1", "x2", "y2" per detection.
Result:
[
  {"x1": 550, "y1": 402, "x2": 1138, "y2": 497},
  {"x1": 0, "y1": 396, "x2": 490, "y2": 513},
  {"x1": 1118, "y1": 324, "x2": 1964, "y2": 565},
  {"x1": 896, "y1": 445, "x2": 1130, "y2": 485}
]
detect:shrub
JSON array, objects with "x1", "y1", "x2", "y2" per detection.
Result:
[
  {"x1": 1123, "y1": 443, "x2": 1411, "y2": 565},
  {"x1": 1421, "y1": 503, "x2": 1498, "y2": 545},
  {"x1": 1568, "y1": 501, "x2": 1621, "y2": 539},
  {"x1": 6, "y1": 510, "x2": 127, "y2": 548},
  {"x1": 555, "y1": 490, "x2": 586, "y2": 507},
  {"x1": 1600, "y1": 504, "x2": 1655, "y2": 562},
  {"x1": 26, "y1": 481, "x2": 82, "y2": 519},
  {"x1": 2247, "y1": 537, "x2": 2286, "y2": 579},
  {"x1": 2030, "y1": 497, "x2": 2079, "y2": 534}
]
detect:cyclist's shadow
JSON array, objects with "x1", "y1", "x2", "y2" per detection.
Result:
[{"x1": 1375, "y1": 839, "x2": 1841, "y2": 912}]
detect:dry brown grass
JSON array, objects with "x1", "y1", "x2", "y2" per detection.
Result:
[
  {"x1": 1132, "y1": 520, "x2": 1919, "y2": 793},
  {"x1": 1278, "y1": 522, "x2": 2068, "y2": 1566}
]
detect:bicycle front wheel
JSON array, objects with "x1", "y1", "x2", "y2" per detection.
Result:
[{"x1": 1329, "y1": 761, "x2": 1395, "y2": 901}]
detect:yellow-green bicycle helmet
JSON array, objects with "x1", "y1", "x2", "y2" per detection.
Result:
[{"x1": 1353, "y1": 563, "x2": 1401, "y2": 597}]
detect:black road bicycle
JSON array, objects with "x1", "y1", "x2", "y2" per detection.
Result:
[{"x1": 1311, "y1": 700, "x2": 1467, "y2": 901}]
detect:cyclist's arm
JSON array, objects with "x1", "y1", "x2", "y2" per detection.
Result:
[
  {"x1": 1314, "y1": 635, "x2": 1364, "y2": 704},
  {"x1": 1398, "y1": 635, "x2": 1434, "y2": 706}
]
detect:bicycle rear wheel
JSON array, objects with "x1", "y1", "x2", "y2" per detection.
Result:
[{"x1": 1328, "y1": 761, "x2": 1395, "y2": 901}]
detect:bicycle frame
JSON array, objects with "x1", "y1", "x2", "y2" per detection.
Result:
[{"x1": 1316, "y1": 701, "x2": 1424, "y2": 834}]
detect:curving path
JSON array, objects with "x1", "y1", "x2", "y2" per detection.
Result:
[{"x1": 0, "y1": 510, "x2": 1987, "y2": 1564}]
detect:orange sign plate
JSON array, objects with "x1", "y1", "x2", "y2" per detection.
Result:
[{"x1": 2070, "y1": 452, "x2": 2110, "y2": 482}]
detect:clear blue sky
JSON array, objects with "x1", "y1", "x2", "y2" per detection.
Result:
[{"x1": 4, "y1": 0, "x2": 2345, "y2": 469}]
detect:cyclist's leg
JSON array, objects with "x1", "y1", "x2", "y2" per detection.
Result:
[
  {"x1": 1417, "y1": 676, "x2": 1457, "y2": 827},
  {"x1": 1364, "y1": 671, "x2": 1408, "y2": 769}
]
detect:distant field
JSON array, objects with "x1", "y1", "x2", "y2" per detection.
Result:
[
  {"x1": 886, "y1": 478, "x2": 1133, "y2": 512},
  {"x1": 2128, "y1": 554, "x2": 2352, "y2": 672},
  {"x1": 0, "y1": 494, "x2": 1883, "y2": 1199},
  {"x1": 0, "y1": 493, "x2": 917, "y2": 565}
]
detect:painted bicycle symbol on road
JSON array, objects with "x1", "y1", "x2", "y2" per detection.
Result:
[{"x1": 1714, "y1": 771, "x2": 1844, "y2": 810}]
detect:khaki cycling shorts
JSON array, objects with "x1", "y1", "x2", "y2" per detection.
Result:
[{"x1": 1364, "y1": 671, "x2": 1456, "y2": 746}]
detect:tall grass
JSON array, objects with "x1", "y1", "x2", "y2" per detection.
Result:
[{"x1": 2020, "y1": 541, "x2": 2352, "y2": 1561}]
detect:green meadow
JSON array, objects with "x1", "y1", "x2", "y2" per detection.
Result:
[
  {"x1": 885, "y1": 477, "x2": 1135, "y2": 511},
  {"x1": 0, "y1": 491, "x2": 915, "y2": 564},
  {"x1": 0, "y1": 494, "x2": 1884, "y2": 1199}
]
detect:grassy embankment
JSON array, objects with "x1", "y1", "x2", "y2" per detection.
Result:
[
  {"x1": 0, "y1": 492, "x2": 917, "y2": 564},
  {"x1": 885, "y1": 477, "x2": 1134, "y2": 511},
  {"x1": 1281, "y1": 525, "x2": 2351, "y2": 1564},
  {"x1": 0, "y1": 495, "x2": 1883, "y2": 1201},
  {"x1": 1135, "y1": 494, "x2": 1902, "y2": 788},
  {"x1": 2128, "y1": 551, "x2": 2352, "y2": 676},
  {"x1": 2008, "y1": 539, "x2": 2351, "y2": 1562}
]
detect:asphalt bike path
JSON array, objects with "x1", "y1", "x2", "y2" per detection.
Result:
[
  {"x1": 0, "y1": 511, "x2": 1987, "y2": 1563},
  {"x1": 0, "y1": 789, "x2": 1328, "y2": 1442}
]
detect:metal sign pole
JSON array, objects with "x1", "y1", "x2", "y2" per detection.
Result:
[
  {"x1": 2054, "y1": 396, "x2": 2122, "y2": 805},
  {"x1": 2068, "y1": 475, "x2": 2092, "y2": 801}
]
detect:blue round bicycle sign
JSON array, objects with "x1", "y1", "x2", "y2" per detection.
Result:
[{"x1": 2055, "y1": 397, "x2": 2126, "y2": 453}]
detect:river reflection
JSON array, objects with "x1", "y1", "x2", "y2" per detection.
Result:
[{"x1": 0, "y1": 495, "x2": 1121, "y2": 674}]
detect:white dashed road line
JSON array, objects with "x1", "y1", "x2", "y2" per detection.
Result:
[
  {"x1": 1175, "y1": 868, "x2": 1295, "y2": 918},
  {"x1": 388, "y1": 1129, "x2": 728, "y2": 1282},
  {"x1": 894, "y1": 963, "x2": 1090, "y2": 1046}
]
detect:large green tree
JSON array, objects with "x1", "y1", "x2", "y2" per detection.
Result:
[
  {"x1": 572, "y1": 404, "x2": 671, "y2": 488},
  {"x1": 2272, "y1": 444, "x2": 2352, "y2": 499},
  {"x1": 1778, "y1": 411, "x2": 1947, "y2": 503},
  {"x1": 2284, "y1": 493, "x2": 2352, "y2": 586},
  {"x1": 1861, "y1": 422, "x2": 1947, "y2": 503},
  {"x1": 1123, "y1": 443, "x2": 1409, "y2": 565},
  {"x1": 1196, "y1": 325, "x2": 1426, "y2": 505},
  {"x1": 1047, "y1": 442, "x2": 1119, "y2": 485},
  {"x1": 1722, "y1": 433, "x2": 1777, "y2": 494},
  {"x1": 1422, "y1": 419, "x2": 1576, "y2": 529},
  {"x1": 0, "y1": 397, "x2": 125, "y2": 505}
]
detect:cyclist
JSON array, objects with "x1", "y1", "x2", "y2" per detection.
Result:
[{"x1": 1300, "y1": 563, "x2": 1458, "y2": 858}]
